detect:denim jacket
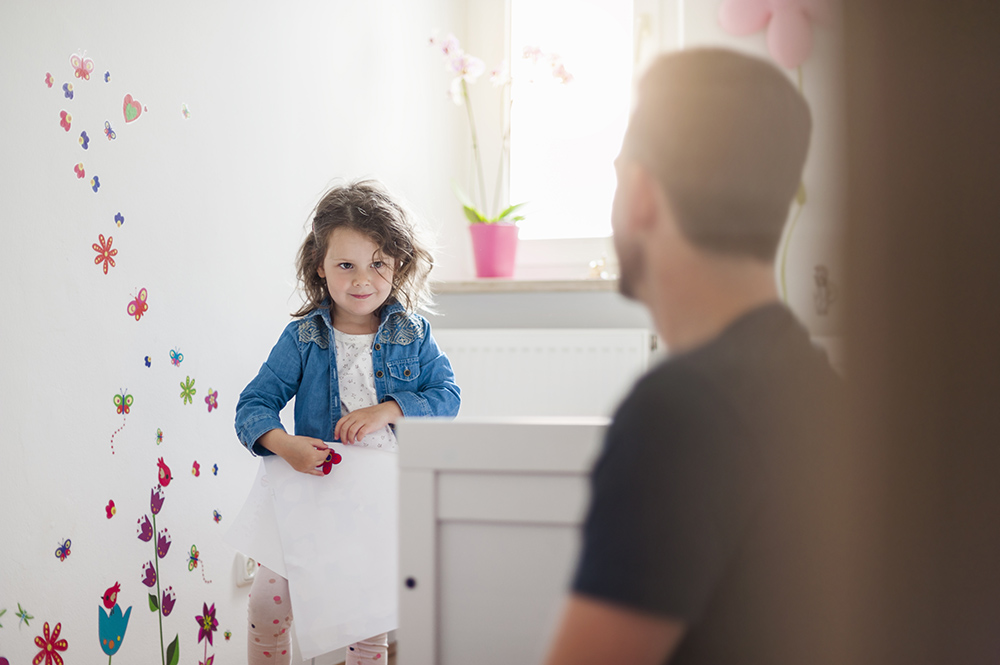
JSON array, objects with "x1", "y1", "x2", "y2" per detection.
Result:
[{"x1": 235, "y1": 301, "x2": 460, "y2": 456}]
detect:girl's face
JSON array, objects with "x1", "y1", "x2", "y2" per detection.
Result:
[{"x1": 318, "y1": 227, "x2": 395, "y2": 332}]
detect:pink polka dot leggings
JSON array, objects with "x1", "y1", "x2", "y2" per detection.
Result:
[{"x1": 248, "y1": 565, "x2": 388, "y2": 665}]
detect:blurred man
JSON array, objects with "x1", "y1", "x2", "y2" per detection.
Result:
[{"x1": 544, "y1": 49, "x2": 844, "y2": 665}]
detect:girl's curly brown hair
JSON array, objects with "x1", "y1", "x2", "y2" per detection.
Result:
[{"x1": 293, "y1": 180, "x2": 435, "y2": 318}]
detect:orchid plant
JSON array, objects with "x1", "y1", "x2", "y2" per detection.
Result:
[{"x1": 430, "y1": 34, "x2": 573, "y2": 224}]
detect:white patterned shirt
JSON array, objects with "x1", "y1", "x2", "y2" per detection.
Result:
[{"x1": 333, "y1": 329, "x2": 397, "y2": 451}]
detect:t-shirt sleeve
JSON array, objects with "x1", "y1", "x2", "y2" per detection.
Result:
[{"x1": 572, "y1": 365, "x2": 760, "y2": 621}]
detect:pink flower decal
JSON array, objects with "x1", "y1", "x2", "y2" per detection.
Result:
[
  {"x1": 141, "y1": 561, "x2": 157, "y2": 587},
  {"x1": 59, "y1": 110, "x2": 71, "y2": 131},
  {"x1": 204, "y1": 389, "x2": 218, "y2": 413},
  {"x1": 32, "y1": 621, "x2": 68, "y2": 665},
  {"x1": 105, "y1": 499, "x2": 116, "y2": 519},
  {"x1": 192, "y1": 461, "x2": 201, "y2": 477},
  {"x1": 74, "y1": 163, "x2": 85, "y2": 179},
  {"x1": 150, "y1": 485, "x2": 165, "y2": 515},
  {"x1": 93, "y1": 234, "x2": 117, "y2": 274},
  {"x1": 718, "y1": 0, "x2": 834, "y2": 69},
  {"x1": 45, "y1": 72, "x2": 54, "y2": 88},
  {"x1": 137, "y1": 514, "x2": 153, "y2": 542},
  {"x1": 196, "y1": 602, "x2": 219, "y2": 646},
  {"x1": 161, "y1": 587, "x2": 176, "y2": 616},
  {"x1": 156, "y1": 528, "x2": 172, "y2": 558}
]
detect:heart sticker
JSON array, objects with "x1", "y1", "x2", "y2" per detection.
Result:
[{"x1": 123, "y1": 94, "x2": 142, "y2": 123}]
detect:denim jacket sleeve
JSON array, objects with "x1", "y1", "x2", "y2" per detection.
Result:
[
  {"x1": 235, "y1": 322, "x2": 303, "y2": 457},
  {"x1": 383, "y1": 318, "x2": 461, "y2": 419}
]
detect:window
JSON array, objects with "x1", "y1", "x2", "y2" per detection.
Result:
[{"x1": 508, "y1": 0, "x2": 635, "y2": 240}]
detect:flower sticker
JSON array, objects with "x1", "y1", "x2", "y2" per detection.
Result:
[
  {"x1": 33, "y1": 621, "x2": 68, "y2": 665},
  {"x1": 141, "y1": 561, "x2": 157, "y2": 587},
  {"x1": 45, "y1": 72, "x2": 54, "y2": 88},
  {"x1": 115, "y1": 212, "x2": 124, "y2": 227},
  {"x1": 180, "y1": 376, "x2": 196, "y2": 405},
  {"x1": 79, "y1": 131, "x2": 89, "y2": 149},
  {"x1": 98, "y1": 602, "x2": 132, "y2": 658},
  {"x1": 150, "y1": 485, "x2": 165, "y2": 515},
  {"x1": 62, "y1": 82, "x2": 73, "y2": 99},
  {"x1": 204, "y1": 389, "x2": 218, "y2": 413},
  {"x1": 212, "y1": 464, "x2": 218, "y2": 476},
  {"x1": 59, "y1": 110, "x2": 71, "y2": 131},
  {"x1": 213, "y1": 510, "x2": 222, "y2": 523},
  {"x1": 161, "y1": 587, "x2": 176, "y2": 616},
  {"x1": 104, "y1": 71, "x2": 111, "y2": 83},
  {"x1": 196, "y1": 602, "x2": 219, "y2": 646},
  {"x1": 91, "y1": 175, "x2": 101, "y2": 192},
  {"x1": 74, "y1": 163, "x2": 85, "y2": 179},
  {"x1": 93, "y1": 234, "x2": 117, "y2": 274},
  {"x1": 192, "y1": 461, "x2": 200, "y2": 477},
  {"x1": 145, "y1": 355, "x2": 152, "y2": 367},
  {"x1": 106, "y1": 499, "x2": 116, "y2": 519},
  {"x1": 156, "y1": 529, "x2": 172, "y2": 559},
  {"x1": 137, "y1": 515, "x2": 153, "y2": 542}
]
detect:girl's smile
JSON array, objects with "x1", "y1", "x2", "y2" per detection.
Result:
[{"x1": 317, "y1": 227, "x2": 395, "y2": 333}]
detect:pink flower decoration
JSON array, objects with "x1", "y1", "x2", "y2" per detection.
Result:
[
  {"x1": 141, "y1": 561, "x2": 157, "y2": 587},
  {"x1": 74, "y1": 163, "x2": 85, "y2": 179},
  {"x1": 59, "y1": 110, "x2": 72, "y2": 132},
  {"x1": 204, "y1": 389, "x2": 218, "y2": 413},
  {"x1": 161, "y1": 587, "x2": 176, "y2": 616},
  {"x1": 137, "y1": 515, "x2": 153, "y2": 542},
  {"x1": 33, "y1": 621, "x2": 68, "y2": 665},
  {"x1": 150, "y1": 485, "x2": 165, "y2": 515},
  {"x1": 105, "y1": 499, "x2": 116, "y2": 519},
  {"x1": 156, "y1": 528, "x2": 172, "y2": 558},
  {"x1": 93, "y1": 234, "x2": 117, "y2": 274},
  {"x1": 718, "y1": 0, "x2": 834, "y2": 69},
  {"x1": 45, "y1": 72, "x2": 54, "y2": 88}
]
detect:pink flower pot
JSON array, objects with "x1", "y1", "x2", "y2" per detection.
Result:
[{"x1": 469, "y1": 223, "x2": 519, "y2": 278}]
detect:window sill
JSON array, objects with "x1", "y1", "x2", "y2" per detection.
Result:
[{"x1": 433, "y1": 278, "x2": 620, "y2": 294}]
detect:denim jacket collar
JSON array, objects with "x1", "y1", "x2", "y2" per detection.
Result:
[{"x1": 306, "y1": 299, "x2": 407, "y2": 334}]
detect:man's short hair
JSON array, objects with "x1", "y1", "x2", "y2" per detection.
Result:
[{"x1": 623, "y1": 48, "x2": 811, "y2": 262}]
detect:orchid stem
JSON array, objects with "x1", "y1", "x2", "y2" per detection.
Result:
[
  {"x1": 153, "y1": 513, "x2": 165, "y2": 665},
  {"x1": 492, "y1": 83, "x2": 511, "y2": 218},
  {"x1": 461, "y1": 79, "x2": 489, "y2": 217}
]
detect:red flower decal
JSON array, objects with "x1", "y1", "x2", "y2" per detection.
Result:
[
  {"x1": 93, "y1": 234, "x2": 117, "y2": 274},
  {"x1": 32, "y1": 621, "x2": 68, "y2": 665}
]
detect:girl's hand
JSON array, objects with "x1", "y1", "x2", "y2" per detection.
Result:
[
  {"x1": 258, "y1": 429, "x2": 330, "y2": 476},
  {"x1": 335, "y1": 400, "x2": 403, "y2": 445}
]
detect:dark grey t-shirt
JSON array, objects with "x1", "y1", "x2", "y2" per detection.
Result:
[{"x1": 573, "y1": 304, "x2": 844, "y2": 664}]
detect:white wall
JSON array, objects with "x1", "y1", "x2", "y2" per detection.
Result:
[{"x1": 0, "y1": 0, "x2": 466, "y2": 663}]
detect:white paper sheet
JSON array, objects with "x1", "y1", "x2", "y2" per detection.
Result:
[
  {"x1": 228, "y1": 444, "x2": 399, "y2": 659},
  {"x1": 224, "y1": 459, "x2": 288, "y2": 577}
]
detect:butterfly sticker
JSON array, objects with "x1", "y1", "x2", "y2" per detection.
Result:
[
  {"x1": 114, "y1": 392, "x2": 134, "y2": 415},
  {"x1": 213, "y1": 510, "x2": 222, "y2": 523},
  {"x1": 104, "y1": 120, "x2": 116, "y2": 140},
  {"x1": 70, "y1": 53, "x2": 95, "y2": 80},
  {"x1": 54, "y1": 538, "x2": 71, "y2": 561},
  {"x1": 188, "y1": 544, "x2": 200, "y2": 571},
  {"x1": 170, "y1": 348, "x2": 184, "y2": 367},
  {"x1": 128, "y1": 288, "x2": 148, "y2": 321}
]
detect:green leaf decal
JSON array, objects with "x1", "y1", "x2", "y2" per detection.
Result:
[
  {"x1": 166, "y1": 634, "x2": 180, "y2": 665},
  {"x1": 148, "y1": 593, "x2": 159, "y2": 611}
]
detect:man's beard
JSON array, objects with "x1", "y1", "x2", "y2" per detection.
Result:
[{"x1": 614, "y1": 234, "x2": 644, "y2": 301}]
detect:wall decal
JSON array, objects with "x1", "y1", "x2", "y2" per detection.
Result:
[
  {"x1": 104, "y1": 71, "x2": 110, "y2": 82},
  {"x1": 192, "y1": 461, "x2": 201, "y2": 477},
  {"x1": 127, "y1": 288, "x2": 148, "y2": 321},
  {"x1": 156, "y1": 428, "x2": 164, "y2": 445},
  {"x1": 161, "y1": 587, "x2": 176, "y2": 616},
  {"x1": 188, "y1": 545, "x2": 213, "y2": 584},
  {"x1": 224, "y1": 630, "x2": 232, "y2": 641},
  {"x1": 110, "y1": 391, "x2": 133, "y2": 454},
  {"x1": 104, "y1": 120, "x2": 116, "y2": 141},
  {"x1": 32, "y1": 620, "x2": 68, "y2": 665},
  {"x1": 0, "y1": 657, "x2": 7, "y2": 665},
  {"x1": 204, "y1": 389, "x2": 218, "y2": 413},
  {"x1": 74, "y1": 162, "x2": 85, "y2": 179},
  {"x1": 62, "y1": 83, "x2": 73, "y2": 100},
  {"x1": 212, "y1": 510, "x2": 221, "y2": 523},
  {"x1": 115, "y1": 212, "x2": 124, "y2": 227},
  {"x1": 45, "y1": 72, "x2": 53, "y2": 88},
  {"x1": 98, "y1": 600, "x2": 132, "y2": 660},
  {"x1": 182, "y1": 104, "x2": 190, "y2": 119},
  {"x1": 103, "y1": 583, "x2": 121, "y2": 609},
  {"x1": 71, "y1": 52, "x2": 95, "y2": 80},
  {"x1": 90, "y1": 175, "x2": 101, "y2": 193},
  {"x1": 145, "y1": 356, "x2": 152, "y2": 368},
  {"x1": 106, "y1": 500, "x2": 116, "y2": 519},
  {"x1": 169, "y1": 348, "x2": 183, "y2": 367},
  {"x1": 122, "y1": 94, "x2": 143, "y2": 123},
  {"x1": 140, "y1": 483, "x2": 180, "y2": 665},
  {"x1": 196, "y1": 602, "x2": 219, "y2": 665},
  {"x1": 59, "y1": 110, "x2": 71, "y2": 132},
  {"x1": 212, "y1": 464, "x2": 218, "y2": 476},
  {"x1": 157, "y1": 457, "x2": 172, "y2": 486},
  {"x1": 180, "y1": 376, "x2": 196, "y2": 405},
  {"x1": 54, "y1": 539, "x2": 71, "y2": 562},
  {"x1": 92, "y1": 234, "x2": 117, "y2": 274},
  {"x1": 79, "y1": 131, "x2": 88, "y2": 149},
  {"x1": 17, "y1": 603, "x2": 33, "y2": 627},
  {"x1": 0, "y1": 607, "x2": 5, "y2": 627}
]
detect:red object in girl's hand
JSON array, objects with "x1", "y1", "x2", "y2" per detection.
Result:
[{"x1": 319, "y1": 450, "x2": 343, "y2": 475}]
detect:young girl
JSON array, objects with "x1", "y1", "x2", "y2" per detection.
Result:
[{"x1": 234, "y1": 180, "x2": 461, "y2": 665}]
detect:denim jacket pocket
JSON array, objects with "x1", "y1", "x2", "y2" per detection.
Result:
[{"x1": 387, "y1": 357, "x2": 421, "y2": 382}]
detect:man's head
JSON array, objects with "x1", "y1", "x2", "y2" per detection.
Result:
[{"x1": 613, "y1": 49, "x2": 811, "y2": 300}]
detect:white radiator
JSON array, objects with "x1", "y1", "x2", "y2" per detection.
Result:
[{"x1": 433, "y1": 329, "x2": 654, "y2": 418}]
